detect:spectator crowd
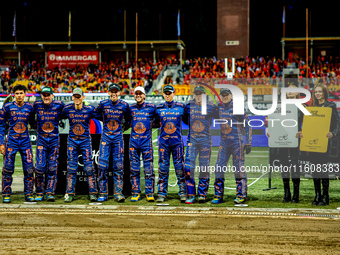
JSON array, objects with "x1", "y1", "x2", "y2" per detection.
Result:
[
  {"x1": 182, "y1": 55, "x2": 340, "y2": 91},
  {"x1": 1, "y1": 55, "x2": 340, "y2": 95},
  {"x1": 0, "y1": 58, "x2": 165, "y2": 95}
]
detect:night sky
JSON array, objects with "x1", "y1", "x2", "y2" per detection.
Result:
[{"x1": 0, "y1": 0, "x2": 338, "y2": 59}]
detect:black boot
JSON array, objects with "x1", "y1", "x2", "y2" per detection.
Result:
[
  {"x1": 282, "y1": 179, "x2": 291, "y2": 203},
  {"x1": 312, "y1": 178, "x2": 322, "y2": 205},
  {"x1": 291, "y1": 178, "x2": 300, "y2": 203},
  {"x1": 319, "y1": 178, "x2": 329, "y2": 206}
]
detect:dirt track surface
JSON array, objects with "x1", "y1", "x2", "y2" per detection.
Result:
[{"x1": 0, "y1": 207, "x2": 339, "y2": 255}]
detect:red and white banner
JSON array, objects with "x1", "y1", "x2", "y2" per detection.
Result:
[{"x1": 47, "y1": 51, "x2": 99, "y2": 68}]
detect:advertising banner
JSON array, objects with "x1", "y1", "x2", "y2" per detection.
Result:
[
  {"x1": 174, "y1": 85, "x2": 190, "y2": 95},
  {"x1": 189, "y1": 84, "x2": 277, "y2": 95},
  {"x1": 47, "y1": 51, "x2": 99, "y2": 68},
  {"x1": 300, "y1": 107, "x2": 332, "y2": 153},
  {"x1": 162, "y1": 84, "x2": 278, "y2": 96},
  {"x1": 268, "y1": 104, "x2": 299, "y2": 148}
]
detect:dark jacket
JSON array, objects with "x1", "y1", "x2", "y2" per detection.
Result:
[{"x1": 322, "y1": 100, "x2": 340, "y2": 137}]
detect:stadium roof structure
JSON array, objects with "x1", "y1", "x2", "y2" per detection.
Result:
[
  {"x1": 0, "y1": 40, "x2": 185, "y2": 50},
  {"x1": 281, "y1": 37, "x2": 340, "y2": 60},
  {"x1": 281, "y1": 37, "x2": 340, "y2": 42},
  {"x1": 0, "y1": 40, "x2": 186, "y2": 63}
]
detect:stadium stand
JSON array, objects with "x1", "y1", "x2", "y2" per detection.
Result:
[{"x1": 1, "y1": 55, "x2": 340, "y2": 94}]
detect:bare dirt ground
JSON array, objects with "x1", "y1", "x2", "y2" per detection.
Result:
[{"x1": 0, "y1": 207, "x2": 339, "y2": 255}]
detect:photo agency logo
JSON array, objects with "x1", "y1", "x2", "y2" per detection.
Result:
[{"x1": 198, "y1": 83, "x2": 312, "y2": 128}]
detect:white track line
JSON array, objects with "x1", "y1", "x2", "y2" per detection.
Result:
[{"x1": 0, "y1": 207, "x2": 338, "y2": 219}]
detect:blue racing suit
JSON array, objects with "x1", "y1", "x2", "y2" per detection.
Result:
[
  {"x1": 34, "y1": 100, "x2": 65, "y2": 196},
  {"x1": 0, "y1": 102, "x2": 35, "y2": 197},
  {"x1": 129, "y1": 102, "x2": 156, "y2": 196},
  {"x1": 214, "y1": 100, "x2": 252, "y2": 199},
  {"x1": 155, "y1": 101, "x2": 187, "y2": 198},
  {"x1": 62, "y1": 103, "x2": 100, "y2": 195},
  {"x1": 96, "y1": 99, "x2": 131, "y2": 196},
  {"x1": 184, "y1": 100, "x2": 219, "y2": 197}
]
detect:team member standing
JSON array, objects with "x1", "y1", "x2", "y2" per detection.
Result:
[
  {"x1": 0, "y1": 84, "x2": 35, "y2": 203},
  {"x1": 267, "y1": 85, "x2": 302, "y2": 203},
  {"x1": 129, "y1": 86, "x2": 157, "y2": 202},
  {"x1": 212, "y1": 88, "x2": 252, "y2": 204},
  {"x1": 34, "y1": 87, "x2": 65, "y2": 202},
  {"x1": 62, "y1": 88, "x2": 99, "y2": 203},
  {"x1": 297, "y1": 83, "x2": 339, "y2": 205},
  {"x1": 184, "y1": 85, "x2": 219, "y2": 204},
  {"x1": 96, "y1": 83, "x2": 131, "y2": 202},
  {"x1": 155, "y1": 85, "x2": 187, "y2": 203}
]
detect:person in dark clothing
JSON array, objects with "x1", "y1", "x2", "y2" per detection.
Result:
[
  {"x1": 297, "y1": 83, "x2": 340, "y2": 206},
  {"x1": 0, "y1": 85, "x2": 35, "y2": 203},
  {"x1": 267, "y1": 85, "x2": 302, "y2": 203}
]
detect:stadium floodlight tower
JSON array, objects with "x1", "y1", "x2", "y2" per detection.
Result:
[{"x1": 224, "y1": 58, "x2": 235, "y2": 80}]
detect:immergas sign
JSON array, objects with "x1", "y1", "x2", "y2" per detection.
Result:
[{"x1": 47, "y1": 51, "x2": 99, "y2": 68}]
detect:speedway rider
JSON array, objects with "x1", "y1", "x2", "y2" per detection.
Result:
[
  {"x1": 33, "y1": 86, "x2": 65, "y2": 202},
  {"x1": 129, "y1": 86, "x2": 157, "y2": 202},
  {"x1": 155, "y1": 85, "x2": 187, "y2": 203},
  {"x1": 0, "y1": 84, "x2": 35, "y2": 203},
  {"x1": 184, "y1": 85, "x2": 219, "y2": 204},
  {"x1": 62, "y1": 88, "x2": 100, "y2": 203},
  {"x1": 212, "y1": 88, "x2": 252, "y2": 204},
  {"x1": 96, "y1": 83, "x2": 131, "y2": 202}
]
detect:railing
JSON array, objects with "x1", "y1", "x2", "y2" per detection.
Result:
[{"x1": 147, "y1": 65, "x2": 182, "y2": 95}]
